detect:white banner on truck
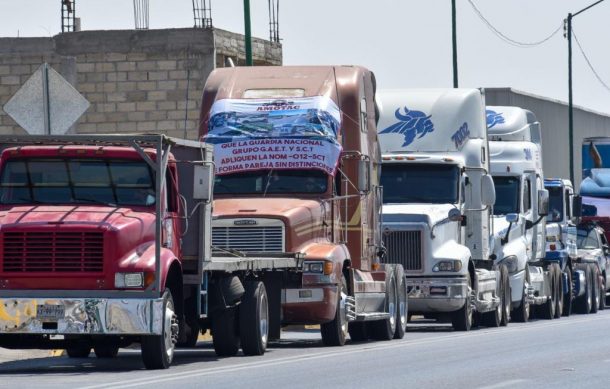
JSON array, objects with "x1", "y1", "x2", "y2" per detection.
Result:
[{"x1": 204, "y1": 96, "x2": 342, "y2": 176}]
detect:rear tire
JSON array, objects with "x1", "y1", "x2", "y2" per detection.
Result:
[
  {"x1": 177, "y1": 320, "x2": 200, "y2": 348},
  {"x1": 393, "y1": 265, "x2": 407, "y2": 339},
  {"x1": 563, "y1": 268, "x2": 573, "y2": 317},
  {"x1": 141, "y1": 290, "x2": 178, "y2": 370},
  {"x1": 239, "y1": 280, "x2": 269, "y2": 356},
  {"x1": 212, "y1": 307, "x2": 240, "y2": 357},
  {"x1": 66, "y1": 345, "x2": 91, "y2": 358},
  {"x1": 321, "y1": 276, "x2": 348, "y2": 346}
]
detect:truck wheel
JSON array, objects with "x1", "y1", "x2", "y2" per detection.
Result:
[
  {"x1": 512, "y1": 273, "x2": 530, "y2": 323},
  {"x1": 321, "y1": 276, "x2": 349, "y2": 346},
  {"x1": 540, "y1": 266, "x2": 556, "y2": 320},
  {"x1": 563, "y1": 268, "x2": 573, "y2": 317},
  {"x1": 348, "y1": 322, "x2": 368, "y2": 342},
  {"x1": 212, "y1": 307, "x2": 240, "y2": 356},
  {"x1": 600, "y1": 277, "x2": 606, "y2": 311},
  {"x1": 393, "y1": 265, "x2": 407, "y2": 339},
  {"x1": 553, "y1": 263, "x2": 563, "y2": 319},
  {"x1": 575, "y1": 265, "x2": 593, "y2": 314},
  {"x1": 451, "y1": 275, "x2": 472, "y2": 331},
  {"x1": 483, "y1": 264, "x2": 506, "y2": 328},
  {"x1": 239, "y1": 280, "x2": 269, "y2": 356},
  {"x1": 500, "y1": 264, "x2": 511, "y2": 326},
  {"x1": 94, "y1": 345, "x2": 119, "y2": 358},
  {"x1": 369, "y1": 268, "x2": 398, "y2": 341},
  {"x1": 141, "y1": 289, "x2": 178, "y2": 369},
  {"x1": 590, "y1": 265, "x2": 600, "y2": 314},
  {"x1": 66, "y1": 345, "x2": 91, "y2": 358},
  {"x1": 177, "y1": 320, "x2": 200, "y2": 348}
]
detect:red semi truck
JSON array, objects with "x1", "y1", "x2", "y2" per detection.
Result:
[
  {"x1": 0, "y1": 134, "x2": 215, "y2": 369},
  {"x1": 198, "y1": 65, "x2": 407, "y2": 352}
]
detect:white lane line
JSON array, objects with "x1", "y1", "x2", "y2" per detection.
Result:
[
  {"x1": 478, "y1": 379, "x2": 528, "y2": 389},
  {"x1": 80, "y1": 314, "x2": 609, "y2": 389}
]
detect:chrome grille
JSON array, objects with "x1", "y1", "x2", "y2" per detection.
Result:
[
  {"x1": 2, "y1": 231, "x2": 104, "y2": 273},
  {"x1": 383, "y1": 230, "x2": 422, "y2": 271},
  {"x1": 212, "y1": 226, "x2": 284, "y2": 253}
]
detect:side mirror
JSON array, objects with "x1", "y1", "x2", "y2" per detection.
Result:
[
  {"x1": 193, "y1": 164, "x2": 213, "y2": 201},
  {"x1": 572, "y1": 195, "x2": 582, "y2": 217},
  {"x1": 537, "y1": 189, "x2": 549, "y2": 216},
  {"x1": 448, "y1": 208, "x2": 463, "y2": 222},
  {"x1": 505, "y1": 213, "x2": 519, "y2": 223},
  {"x1": 358, "y1": 159, "x2": 371, "y2": 193},
  {"x1": 481, "y1": 174, "x2": 496, "y2": 206}
]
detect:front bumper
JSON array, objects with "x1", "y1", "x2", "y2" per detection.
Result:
[
  {"x1": 407, "y1": 276, "x2": 468, "y2": 312},
  {"x1": 0, "y1": 297, "x2": 164, "y2": 335}
]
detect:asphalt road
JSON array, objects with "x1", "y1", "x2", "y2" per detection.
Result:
[{"x1": 1, "y1": 311, "x2": 610, "y2": 388}]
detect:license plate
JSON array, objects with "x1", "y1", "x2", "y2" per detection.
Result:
[{"x1": 36, "y1": 304, "x2": 65, "y2": 321}]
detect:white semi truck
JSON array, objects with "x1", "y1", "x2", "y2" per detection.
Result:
[
  {"x1": 378, "y1": 89, "x2": 510, "y2": 331},
  {"x1": 487, "y1": 106, "x2": 560, "y2": 322}
]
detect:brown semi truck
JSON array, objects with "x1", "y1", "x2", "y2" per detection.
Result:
[{"x1": 198, "y1": 65, "x2": 407, "y2": 354}]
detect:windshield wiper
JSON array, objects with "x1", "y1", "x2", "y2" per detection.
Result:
[{"x1": 73, "y1": 198, "x2": 117, "y2": 207}]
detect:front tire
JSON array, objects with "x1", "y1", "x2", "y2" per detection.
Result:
[
  {"x1": 553, "y1": 263, "x2": 564, "y2": 318},
  {"x1": 512, "y1": 268, "x2": 530, "y2": 323},
  {"x1": 239, "y1": 280, "x2": 269, "y2": 356},
  {"x1": 141, "y1": 290, "x2": 178, "y2": 370},
  {"x1": 321, "y1": 276, "x2": 348, "y2": 346},
  {"x1": 590, "y1": 265, "x2": 600, "y2": 314},
  {"x1": 563, "y1": 268, "x2": 573, "y2": 316},
  {"x1": 575, "y1": 265, "x2": 593, "y2": 314},
  {"x1": 452, "y1": 275, "x2": 473, "y2": 331}
]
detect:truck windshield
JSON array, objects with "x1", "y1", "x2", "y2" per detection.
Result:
[
  {"x1": 0, "y1": 158, "x2": 155, "y2": 206},
  {"x1": 492, "y1": 176, "x2": 520, "y2": 215},
  {"x1": 381, "y1": 163, "x2": 460, "y2": 204},
  {"x1": 546, "y1": 186, "x2": 563, "y2": 222},
  {"x1": 215, "y1": 169, "x2": 327, "y2": 195}
]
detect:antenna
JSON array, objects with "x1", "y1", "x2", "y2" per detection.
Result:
[
  {"x1": 268, "y1": 0, "x2": 280, "y2": 43},
  {"x1": 61, "y1": 0, "x2": 76, "y2": 33},
  {"x1": 133, "y1": 0, "x2": 150, "y2": 30},
  {"x1": 193, "y1": 0, "x2": 213, "y2": 28}
]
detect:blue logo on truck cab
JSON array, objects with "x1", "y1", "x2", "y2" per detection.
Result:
[
  {"x1": 486, "y1": 110, "x2": 505, "y2": 129},
  {"x1": 380, "y1": 106, "x2": 434, "y2": 147}
]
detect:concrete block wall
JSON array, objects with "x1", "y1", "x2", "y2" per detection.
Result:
[{"x1": 0, "y1": 28, "x2": 282, "y2": 139}]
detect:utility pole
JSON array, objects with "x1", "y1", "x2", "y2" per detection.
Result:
[
  {"x1": 244, "y1": 0, "x2": 253, "y2": 66},
  {"x1": 452, "y1": 0, "x2": 458, "y2": 88},
  {"x1": 566, "y1": 0, "x2": 606, "y2": 184}
]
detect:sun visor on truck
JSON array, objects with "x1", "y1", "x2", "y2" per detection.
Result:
[{"x1": 203, "y1": 96, "x2": 342, "y2": 176}]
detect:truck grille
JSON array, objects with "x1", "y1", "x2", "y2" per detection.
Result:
[
  {"x1": 383, "y1": 230, "x2": 423, "y2": 271},
  {"x1": 212, "y1": 226, "x2": 284, "y2": 253},
  {"x1": 2, "y1": 231, "x2": 104, "y2": 273}
]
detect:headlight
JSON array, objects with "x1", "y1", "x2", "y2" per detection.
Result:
[
  {"x1": 115, "y1": 272, "x2": 144, "y2": 288},
  {"x1": 432, "y1": 260, "x2": 462, "y2": 272},
  {"x1": 303, "y1": 261, "x2": 324, "y2": 274}
]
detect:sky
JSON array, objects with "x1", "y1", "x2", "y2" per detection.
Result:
[{"x1": 1, "y1": 0, "x2": 609, "y2": 115}]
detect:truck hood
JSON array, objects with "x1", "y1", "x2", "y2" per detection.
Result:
[
  {"x1": 214, "y1": 197, "x2": 322, "y2": 221},
  {"x1": 0, "y1": 205, "x2": 155, "y2": 230},
  {"x1": 383, "y1": 203, "x2": 456, "y2": 226}
]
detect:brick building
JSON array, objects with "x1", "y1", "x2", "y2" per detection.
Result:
[{"x1": 0, "y1": 28, "x2": 282, "y2": 139}]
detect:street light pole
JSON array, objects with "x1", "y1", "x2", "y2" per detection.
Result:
[
  {"x1": 244, "y1": 0, "x2": 253, "y2": 66},
  {"x1": 567, "y1": 0, "x2": 606, "y2": 184},
  {"x1": 452, "y1": 0, "x2": 458, "y2": 88}
]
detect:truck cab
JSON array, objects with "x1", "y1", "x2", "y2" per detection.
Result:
[
  {"x1": 487, "y1": 106, "x2": 558, "y2": 321},
  {"x1": 378, "y1": 89, "x2": 507, "y2": 331},
  {"x1": 199, "y1": 66, "x2": 407, "y2": 349}
]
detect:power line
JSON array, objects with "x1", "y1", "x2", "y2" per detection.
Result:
[
  {"x1": 572, "y1": 27, "x2": 610, "y2": 93},
  {"x1": 467, "y1": 0, "x2": 563, "y2": 48}
]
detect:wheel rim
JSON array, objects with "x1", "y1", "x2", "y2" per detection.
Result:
[
  {"x1": 259, "y1": 289, "x2": 269, "y2": 346},
  {"x1": 466, "y1": 283, "x2": 473, "y2": 327},
  {"x1": 504, "y1": 284, "x2": 511, "y2": 321},
  {"x1": 164, "y1": 298, "x2": 178, "y2": 360},
  {"x1": 587, "y1": 272, "x2": 593, "y2": 309},
  {"x1": 339, "y1": 288, "x2": 348, "y2": 338}
]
